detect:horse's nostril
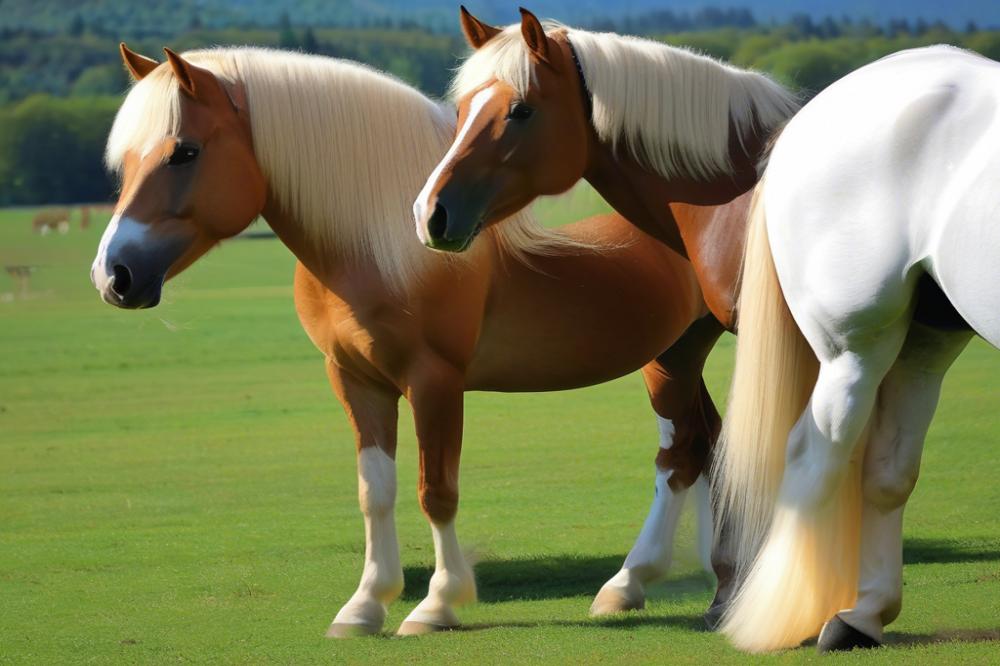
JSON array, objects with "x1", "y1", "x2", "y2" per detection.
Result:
[
  {"x1": 427, "y1": 202, "x2": 448, "y2": 241},
  {"x1": 111, "y1": 264, "x2": 133, "y2": 296}
]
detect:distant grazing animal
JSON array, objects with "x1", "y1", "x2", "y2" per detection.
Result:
[
  {"x1": 91, "y1": 43, "x2": 729, "y2": 636},
  {"x1": 32, "y1": 209, "x2": 70, "y2": 235}
]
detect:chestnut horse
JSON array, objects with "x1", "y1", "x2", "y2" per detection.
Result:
[
  {"x1": 414, "y1": 7, "x2": 799, "y2": 623},
  {"x1": 417, "y1": 11, "x2": 995, "y2": 653},
  {"x1": 92, "y1": 45, "x2": 723, "y2": 636}
]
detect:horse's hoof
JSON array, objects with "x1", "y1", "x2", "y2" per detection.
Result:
[
  {"x1": 590, "y1": 586, "x2": 645, "y2": 616},
  {"x1": 817, "y1": 615, "x2": 881, "y2": 653},
  {"x1": 325, "y1": 622, "x2": 381, "y2": 638},
  {"x1": 396, "y1": 620, "x2": 458, "y2": 636},
  {"x1": 702, "y1": 602, "x2": 725, "y2": 631}
]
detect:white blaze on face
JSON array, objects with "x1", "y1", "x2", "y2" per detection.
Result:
[
  {"x1": 91, "y1": 213, "x2": 151, "y2": 294},
  {"x1": 413, "y1": 87, "x2": 497, "y2": 243}
]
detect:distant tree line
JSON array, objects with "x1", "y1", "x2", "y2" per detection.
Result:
[
  {"x1": 2, "y1": 10, "x2": 1000, "y2": 206},
  {"x1": 588, "y1": 7, "x2": 757, "y2": 34},
  {"x1": 586, "y1": 9, "x2": 976, "y2": 40}
]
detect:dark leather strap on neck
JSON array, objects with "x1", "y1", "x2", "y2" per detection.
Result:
[{"x1": 565, "y1": 37, "x2": 593, "y2": 121}]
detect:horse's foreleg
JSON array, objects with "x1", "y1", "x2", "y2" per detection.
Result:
[
  {"x1": 398, "y1": 357, "x2": 475, "y2": 635},
  {"x1": 325, "y1": 362, "x2": 404, "y2": 638},
  {"x1": 591, "y1": 315, "x2": 724, "y2": 617},
  {"x1": 818, "y1": 323, "x2": 970, "y2": 652}
]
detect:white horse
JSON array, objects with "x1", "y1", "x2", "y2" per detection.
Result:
[{"x1": 715, "y1": 45, "x2": 999, "y2": 653}]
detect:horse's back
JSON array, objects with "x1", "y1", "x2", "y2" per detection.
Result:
[{"x1": 764, "y1": 46, "x2": 1000, "y2": 348}]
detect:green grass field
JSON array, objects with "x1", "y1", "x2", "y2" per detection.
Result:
[{"x1": 1, "y1": 192, "x2": 998, "y2": 664}]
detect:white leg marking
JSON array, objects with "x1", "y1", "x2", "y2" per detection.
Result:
[
  {"x1": 656, "y1": 415, "x2": 676, "y2": 449},
  {"x1": 592, "y1": 417, "x2": 688, "y2": 614},
  {"x1": 694, "y1": 474, "x2": 715, "y2": 574},
  {"x1": 413, "y1": 88, "x2": 496, "y2": 242},
  {"x1": 330, "y1": 447, "x2": 403, "y2": 634},
  {"x1": 399, "y1": 520, "x2": 475, "y2": 632}
]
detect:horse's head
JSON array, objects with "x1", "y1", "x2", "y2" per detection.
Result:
[
  {"x1": 414, "y1": 8, "x2": 589, "y2": 252},
  {"x1": 92, "y1": 45, "x2": 266, "y2": 308}
]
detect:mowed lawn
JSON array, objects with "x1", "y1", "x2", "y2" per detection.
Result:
[{"x1": 1, "y1": 194, "x2": 998, "y2": 665}]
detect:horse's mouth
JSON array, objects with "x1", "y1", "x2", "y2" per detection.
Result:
[{"x1": 424, "y1": 219, "x2": 484, "y2": 253}]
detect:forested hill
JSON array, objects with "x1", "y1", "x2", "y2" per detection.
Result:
[
  {"x1": 2, "y1": 4, "x2": 1000, "y2": 206},
  {"x1": 3, "y1": 1, "x2": 998, "y2": 34}
]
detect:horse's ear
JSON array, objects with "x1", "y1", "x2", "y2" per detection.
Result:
[
  {"x1": 120, "y1": 43, "x2": 159, "y2": 81},
  {"x1": 163, "y1": 47, "x2": 212, "y2": 99},
  {"x1": 519, "y1": 7, "x2": 550, "y2": 63},
  {"x1": 460, "y1": 5, "x2": 501, "y2": 49}
]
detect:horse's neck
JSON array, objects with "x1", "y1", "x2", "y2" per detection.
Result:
[
  {"x1": 584, "y1": 131, "x2": 755, "y2": 330},
  {"x1": 584, "y1": 143, "x2": 687, "y2": 253},
  {"x1": 259, "y1": 198, "x2": 348, "y2": 285},
  {"x1": 672, "y1": 194, "x2": 752, "y2": 331}
]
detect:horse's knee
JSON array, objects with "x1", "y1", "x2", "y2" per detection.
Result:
[
  {"x1": 419, "y1": 484, "x2": 458, "y2": 524},
  {"x1": 863, "y1": 461, "x2": 917, "y2": 510}
]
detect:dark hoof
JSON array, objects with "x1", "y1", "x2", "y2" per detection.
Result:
[
  {"x1": 817, "y1": 616, "x2": 881, "y2": 653},
  {"x1": 702, "y1": 602, "x2": 725, "y2": 631}
]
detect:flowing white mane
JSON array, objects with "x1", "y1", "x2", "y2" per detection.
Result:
[
  {"x1": 106, "y1": 47, "x2": 589, "y2": 292},
  {"x1": 452, "y1": 23, "x2": 800, "y2": 181}
]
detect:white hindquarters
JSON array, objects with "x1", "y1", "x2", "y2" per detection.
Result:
[{"x1": 719, "y1": 47, "x2": 1000, "y2": 652}]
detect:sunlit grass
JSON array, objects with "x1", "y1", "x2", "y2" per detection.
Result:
[{"x1": 1, "y1": 193, "x2": 997, "y2": 663}]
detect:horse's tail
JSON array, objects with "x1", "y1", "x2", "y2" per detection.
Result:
[
  {"x1": 712, "y1": 176, "x2": 818, "y2": 572},
  {"x1": 713, "y1": 177, "x2": 866, "y2": 652}
]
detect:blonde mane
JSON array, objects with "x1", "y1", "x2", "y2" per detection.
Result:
[
  {"x1": 452, "y1": 23, "x2": 800, "y2": 181},
  {"x1": 106, "y1": 47, "x2": 590, "y2": 293}
]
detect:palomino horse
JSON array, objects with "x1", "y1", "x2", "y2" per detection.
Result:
[
  {"x1": 413, "y1": 8, "x2": 798, "y2": 621},
  {"x1": 92, "y1": 44, "x2": 722, "y2": 636},
  {"x1": 710, "y1": 45, "x2": 996, "y2": 653}
]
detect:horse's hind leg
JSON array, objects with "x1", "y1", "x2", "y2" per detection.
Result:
[
  {"x1": 591, "y1": 315, "x2": 724, "y2": 616},
  {"x1": 722, "y1": 316, "x2": 910, "y2": 652},
  {"x1": 397, "y1": 355, "x2": 476, "y2": 635},
  {"x1": 818, "y1": 322, "x2": 971, "y2": 651},
  {"x1": 325, "y1": 362, "x2": 404, "y2": 637}
]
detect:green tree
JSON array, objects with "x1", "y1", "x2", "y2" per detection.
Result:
[
  {"x1": 278, "y1": 12, "x2": 297, "y2": 50},
  {"x1": 71, "y1": 64, "x2": 127, "y2": 97},
  {"x1": 302, "y1": 27, "x2": 319, "y2": 53},
  {"x1": 0, "y1": 95, "x2": 118, "y2": 205},
  {"x1": 68, "y1": 14, "x2": 85, "y2": 37},
  {"x1": 964, "y1": 31, "x2": 1000, "y2": 60}
]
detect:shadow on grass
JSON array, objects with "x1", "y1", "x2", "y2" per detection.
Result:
[
  {"x1": 886, "y1": 627, "x2": 1000, "y2": 647},
  {"x1": 401, "y1": 554, "x2": 714, "y2": 604},
  {"x1": 452, "y1": 613, "x2": 708, "y2": 634},
  {"x1": 903, "y1": 536, "x2": 1000, "y2": 565}
]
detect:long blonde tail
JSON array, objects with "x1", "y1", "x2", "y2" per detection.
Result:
[
  {"x1": 714, "y1": 178, "x2": 867, "y2": 652},
  {"x1": 712, "y1": 178, "x2": 818, "y2": 570}
]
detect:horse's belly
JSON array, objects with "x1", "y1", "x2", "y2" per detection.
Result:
[{"x1": 466, "y1": 218, "x2": 703, "y2": 391}]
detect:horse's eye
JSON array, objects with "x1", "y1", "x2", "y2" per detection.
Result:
[
  {"x1": 506, "y1": 103, "x2": 534, "y2": 121},
  {"x1": 168, "y1": 142, "x2": 200, "y2": 166}
]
